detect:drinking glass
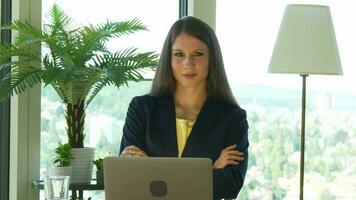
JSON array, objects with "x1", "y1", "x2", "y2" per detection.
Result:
[{"x1": 44, "y1": 175, "x2": 70, "y2": 200}]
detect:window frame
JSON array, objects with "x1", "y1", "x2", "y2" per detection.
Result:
[
  {"x1": 9, "y1": 0, "x2": 41, "y2": 199},
  {"x1": 0, "y1": 0, "x2": 11, "y2": 199},
  {"x1": 180, "y1": 0, "x2": 188, "y2": 17}
]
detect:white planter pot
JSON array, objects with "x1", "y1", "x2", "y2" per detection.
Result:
[
  {"x1": 70, "y1": 147, "x2": 95, "y2": 184},
  {"x1": 51, "y1": 166, "x2": 72, "y2": 177}
]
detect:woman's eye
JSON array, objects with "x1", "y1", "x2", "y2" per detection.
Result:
[
  {"x1": 194, "y1": 52, "x2": 205, "y2": 57},
  {"x1": 174, "y1": 52, "x2": 184, "y2": 57}
]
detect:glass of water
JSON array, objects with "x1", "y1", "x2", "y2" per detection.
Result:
[{"x1": 44, "y1": 175, "x2": 70, "y2": 200}]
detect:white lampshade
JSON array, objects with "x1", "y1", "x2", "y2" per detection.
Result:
[{"x1": 269, "y1": 4, "x2": 342, "y2": 75}]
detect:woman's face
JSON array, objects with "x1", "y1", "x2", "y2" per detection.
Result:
[{"x1": 171, "y1": 32, "x2": 210, "y2": 90}]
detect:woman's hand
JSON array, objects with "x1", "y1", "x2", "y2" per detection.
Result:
[
  {"x1": 213, "y1": 144, "x2": 244, "y2": 169},
  {"x1": 121, "y1": 145, "x2": 148, "y2": 158}
]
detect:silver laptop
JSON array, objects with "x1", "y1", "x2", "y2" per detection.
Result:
[{"x1": 103, "y1": 157, "x2": 213, "y2": 200}]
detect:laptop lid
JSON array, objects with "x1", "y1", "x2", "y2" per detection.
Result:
[{"x1": 103, "y1": 157, "x2": 213, "y2": 200}]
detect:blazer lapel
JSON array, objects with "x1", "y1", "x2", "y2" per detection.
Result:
[
  {"x1": 156, "y1": 96, "x2": 178, "y2": 156},
  {"x1": 182, "y1": 98, "x2": 219, "y2": 157}
]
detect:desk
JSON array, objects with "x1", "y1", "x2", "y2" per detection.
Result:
[{"x1": 32, "y1": 180, "x2": 104, "y2": 200}]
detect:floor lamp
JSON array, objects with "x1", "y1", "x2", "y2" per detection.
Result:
[{"x1": 268, "y1": 4, "x2": 343, "y2": 200}]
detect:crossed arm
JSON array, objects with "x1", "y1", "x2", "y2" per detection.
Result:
[{"x1": 121, "y1": 144, "x2": 244, "y2": 169}]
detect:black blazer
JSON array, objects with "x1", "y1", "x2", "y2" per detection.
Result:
[{"x1": 120, "y1": 95, "x2": 249, "y2": 199}]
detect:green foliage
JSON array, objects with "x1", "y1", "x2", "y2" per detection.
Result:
[
  {"x1": 0, "y1": 4, "x2": 158, "y2": 148},
  {"x1": 93, "y1": 158, "x2": 104, "y2": 172},
  {"x1": 234, "y1": 85, "x2": 356, "y2": 199},
  {"x1": 53, "y1": 143, "x2": 72, "y2": 167}
]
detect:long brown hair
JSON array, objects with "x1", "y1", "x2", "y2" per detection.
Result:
[{"x1": 150, "y1": 16, "x2": 237, "y2": 106}]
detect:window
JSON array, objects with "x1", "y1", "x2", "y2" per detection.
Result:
[
  {"x1": 40, "y1": 0, "x2": 179, "y2": 199},
  {"x1": 217, "y1": 0, "x2": 356, "y2": 199}
]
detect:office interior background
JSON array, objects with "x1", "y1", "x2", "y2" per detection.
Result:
[{"x1": 0, "y1": 0, "x2": 355, "y2": 199}]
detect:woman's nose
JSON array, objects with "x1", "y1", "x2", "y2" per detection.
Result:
[{"x1": 183, "y1": 56, "x2": 194, "y2": 68}]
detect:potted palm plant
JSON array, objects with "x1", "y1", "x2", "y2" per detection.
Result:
[{"x1": 0, "y1": 4, "x2": 157, "y2": 183}]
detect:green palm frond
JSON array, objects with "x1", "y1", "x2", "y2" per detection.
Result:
[
  {"x1": 48, "y1": 4, "x2": 73, "y2": 35},
  {"x1": 0, "y1": 62, "x2": 11, "y2": 72},
  {"x1": 85, "y1": 77, "x2": 110, "y2": 107},
  {"x1": 1, "y1": 20, "x2": 47, "y2": 47},
  {"x1": 0, "y1": 63, "x2": 42, "y2": 98},
  {"x1": 78, "y1": 19, "x2": 147, "y2": 64},
  {"x1": 85, "y1": 18, "x2": 147, "y2": 39},
  {"x1": 51, "y1": 83, "x2": 68, "y2": 103},
  {"x1": 0, "y1": 45, "x2": 42, "y2": 96},
  {"x1": 0, "y1": 77, "x2": 11, "y2": 99},
  {"x1": 45, "y1": 4, "x2": 79, "y2": 65},
  {"x1": 0, "y1": 43, "x2": 41, "y2": 62},
  {"x1": 84, "y1": 48, "x2": 157, "y2": 105},
  {"x1": 41, "y1": 54, "x2": 64, "y2": 85}
]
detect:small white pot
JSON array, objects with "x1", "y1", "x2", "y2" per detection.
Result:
[{"x1": 51, "y1": 166, "x2": 72, "y2": 177}]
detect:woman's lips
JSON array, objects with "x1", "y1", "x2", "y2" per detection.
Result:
[{"x1": 182, "y1": 74, "x2": 197, "y2": 78}]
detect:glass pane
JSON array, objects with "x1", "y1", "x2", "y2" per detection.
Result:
[
  {"x1": 40, "y1": 0, "x2": 179, "y2": 199},
  {"x1": 217, "y1": 0, "x2": 356, "y2": 199}
]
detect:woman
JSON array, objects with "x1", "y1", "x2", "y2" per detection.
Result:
[{"x1": 119, "y1": 16, "x2": 249, "y2": 199}]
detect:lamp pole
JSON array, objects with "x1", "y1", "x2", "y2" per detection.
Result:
[{"x1": 300, "y1": 74, "x2": 308, "y2": 200}]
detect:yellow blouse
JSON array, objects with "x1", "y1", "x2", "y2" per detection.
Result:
[{"x1": 176, "y1": 118, "x2": 196, "y2": 157}]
